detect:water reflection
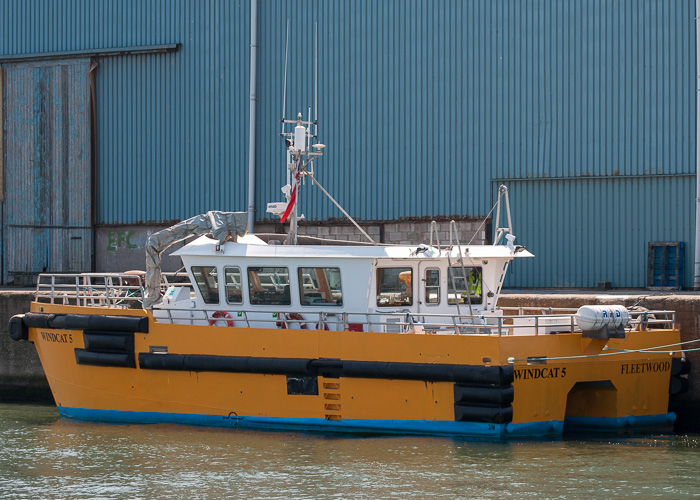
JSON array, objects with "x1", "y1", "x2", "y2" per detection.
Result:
[{"x1": 1, "y1": 404, "x2": 699, "y2": 499}]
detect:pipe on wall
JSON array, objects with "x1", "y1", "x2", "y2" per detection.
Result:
[
  {"x1": 247, "y1": 0, "x2": 258, "y2": 233},
  {"x1": 696, "y1": 0, "x2": 700, "y2": 288}
]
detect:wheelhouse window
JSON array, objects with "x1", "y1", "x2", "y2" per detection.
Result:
[
  {"x1": 224, "y1": 266, "x2": 243, "y2": 304},
  {"x1": 191, "y1": 266, "x2": 220, "y2": 304},
  {"x1": 424, "y1": 268, "x2": 440, "y2": 304},
  {"x1": 376, "y1": 267, "x2": 413, "y2": 306},
  {"x1": 448, "y1": 266, "x2": 483, "y2": 305},
  {"x1": 298, "y1": 267, "x2": 343, "y2": 306},
  {"x1": 247, "y1": 267, "x2": 291, "y2": 305}
]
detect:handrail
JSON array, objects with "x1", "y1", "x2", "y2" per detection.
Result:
[
  {"x1": 34, "y1": 272, "x2": 192, "y2": 306},
  {"x1": 149, "y1": 307, "x2": 677, "y2": 336},
  {"x1": 32, "y1": 273, "x2": 678, "y2": 333},
  {"x1": 35, "y1": 273, "x2": 146, "y2": 308}
]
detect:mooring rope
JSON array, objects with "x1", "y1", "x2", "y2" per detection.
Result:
[{"x1": 507, "y1": 337, "x2": 699, "y2": 363}]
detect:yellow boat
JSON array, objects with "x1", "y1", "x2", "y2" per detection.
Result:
[{"x1": 7, "y1": 115, "x2": 689, "y2": 439}]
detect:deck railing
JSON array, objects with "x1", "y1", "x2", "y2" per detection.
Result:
[
  {"x1": 154, "y1": 308, "x2": 675, "y2": 336},
  {"x1": 34, "y1": 272, "x2": 190, "y2": 308},
  {"x1": 33, "y1": 273, "x2": 676, "y2": 335},
  {"x1": 35, "y1": 273, "x2": 145, "y2": 308}
]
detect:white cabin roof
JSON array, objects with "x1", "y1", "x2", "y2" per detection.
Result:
[{"x1": 172, "y1": 235, "x2": 534, "y2": 260}]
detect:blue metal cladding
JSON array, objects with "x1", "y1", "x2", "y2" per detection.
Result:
[
  {"x1": 505, "y1": 176, "x2": 695, "y2": 288},
  {"x1": 0, "y1": 0, "x2": 251, "y2": 223},
  {"x1": 0, "y1": 0, "x2": 696, "y2": 287},
  {"x1": 257, "y1": 0, "x2": 697, "y2": 221},
  {"x1": 95, "y1": 2, "x2": 250, "y2": 224}
]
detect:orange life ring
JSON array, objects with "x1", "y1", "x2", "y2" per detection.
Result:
[
  {"x1": 277, "y1": 312, "x2": 308, "y2": 329},
  {"x1": 209, "y1": 311, "x2": 234, "y2": 327}
]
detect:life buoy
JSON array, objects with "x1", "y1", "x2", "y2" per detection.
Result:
[
  {"x1": 276, "y1": 312, "x2": 308, "y2": 329},
  {"x1": 209, "y1": 311, "x2": 234, "y2": 327}
]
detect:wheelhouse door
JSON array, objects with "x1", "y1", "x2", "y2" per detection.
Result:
[{"x1": 417, "y1": 261, "x2": 441, "y2": 315}]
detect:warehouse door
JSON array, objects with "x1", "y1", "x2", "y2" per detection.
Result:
[{"x1": 1, "y1": 59, "x2": 95, "y2": 285}]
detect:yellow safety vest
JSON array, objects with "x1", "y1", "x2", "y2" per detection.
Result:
[{"x1": 468, "y1": 272, "x2": 481, "y2": 296}]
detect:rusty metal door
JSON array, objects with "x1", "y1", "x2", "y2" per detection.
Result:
[{"x1": 1, "y1": 59, "x2": 93, "y2": 285}]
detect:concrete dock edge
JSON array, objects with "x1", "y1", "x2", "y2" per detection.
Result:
[{"x1": 0, "y1": 290, "x2": 54, "y2": 403}]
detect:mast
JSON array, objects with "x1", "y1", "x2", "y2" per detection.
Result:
[
  {"x1": 266, "y1": 23, "x2": 372, "y2": 245},
  {"x1": 277, "y1": 112, "x2": 322, "y2": 245},
  {"x1": 268, "y1": 23, "x2": 325, "y2": 245}
]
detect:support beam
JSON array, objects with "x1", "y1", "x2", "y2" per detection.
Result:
[
  {"x1": 695, "y1": 0, "x2": 700, "y2": 289},
  {"x1": 247, "y1": 0, "x2": 259, "y2": 233},
  {"x1": 0, "y1": 44, "x2": 179, "y2": 63}
]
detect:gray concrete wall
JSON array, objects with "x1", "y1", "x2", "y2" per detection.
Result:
[
  {"x1": 0, "y1": 290, "x2": 52, "y2": 402},
  {"x1": 95, "y1": 225, "x2": 188, "y2": 273},
  {"x1": 249, "y1": 220, "x2": 486, "y2": 246},
  {"x1": 94, "y1": 220, "x2": 487, "y2": 273}
]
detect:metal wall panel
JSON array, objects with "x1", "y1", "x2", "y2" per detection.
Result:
[
  {"x1": 255, "y1": 0, "x2": 698, "y2": 288},
  {"x1": 91, "y1": 1, "x2": 250, "y2": 224},
  {"x1": 2, "y1": 59, "x2": 92, "y2": 283},
  {"x1": 0, "y1": 0, "x2": 250, "y2": 223},
  {"x1": 255, "y1": 0, "x2": 696, "y2": 223},
  {"x1": 504, "y1": 175, "x2": 696, "y2": 288},
  {"x1": 0, "y1": 0, "x2": 696, "y2": 287}
]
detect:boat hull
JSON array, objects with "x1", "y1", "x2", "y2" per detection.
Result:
[
  {"x1": 21, "y1": 303, "x2": 681, "y2": 439},
  {"x1": 57, "y1": 406, "x2": 675, "y2": 439}
]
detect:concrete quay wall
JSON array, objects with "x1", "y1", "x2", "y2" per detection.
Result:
[
  {"x1": 1, "y1": 290, "x2": 698, "y2": 431},
  {"x1": 0, "y1": 290, "x2": 52, "y2": 402}
]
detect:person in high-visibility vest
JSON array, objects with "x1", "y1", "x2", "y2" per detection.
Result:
[{"x1": 467, "y1": 269, "x2": 482, "y2": 297}]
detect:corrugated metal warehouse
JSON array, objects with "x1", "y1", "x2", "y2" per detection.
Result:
[{"x1": 0, "y1": 0, "x2": 697, "y2": 288}]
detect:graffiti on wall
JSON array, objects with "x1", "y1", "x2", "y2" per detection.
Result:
[{"x1": 107, "y1": 230, "x2": 138, "y2": 251}]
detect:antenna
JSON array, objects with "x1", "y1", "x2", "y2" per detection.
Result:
[
  {"x1": 281, "y1": 19, "x2": 290, "y2": 136},
  {"x1": 270, "y1": 21, "x2": 364, "y2": 244},
  {"x1": 314, "y1": 22, "x2": 318, "y2": 138}
]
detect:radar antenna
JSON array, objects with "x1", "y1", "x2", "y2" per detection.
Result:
[{"x1": 280, "y1": 19, "x2": 290, "y2": 137}]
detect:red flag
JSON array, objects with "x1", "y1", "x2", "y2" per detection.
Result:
[{"x1": 280, "y1": 166, "x2": 300, "y2": 223}]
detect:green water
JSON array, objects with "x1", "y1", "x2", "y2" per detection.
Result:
[{"x1": 1, "y1": 403, "x2": 699, "y2": 499}]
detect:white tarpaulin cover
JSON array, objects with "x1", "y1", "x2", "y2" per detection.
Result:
[{"x1": 144, "y1": 211, "x2": 248, "y2": 307}]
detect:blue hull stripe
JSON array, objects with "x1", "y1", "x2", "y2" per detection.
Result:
[
  {"x1": 564, "y1": 413, "x2": 676, "y2": 432},
  {"x1": 58, "y1": 407, "x2": 563, "y2": 438},
  {"x1": 57, "y1": 407, "x2": 674, "y2": 438}
]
